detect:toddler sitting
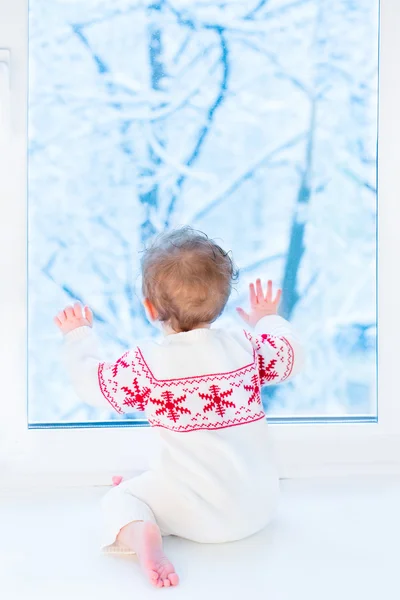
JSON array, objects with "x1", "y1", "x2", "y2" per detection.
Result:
[{"x1": 55, "y1": 227, "x2": 304, "y2": 588}]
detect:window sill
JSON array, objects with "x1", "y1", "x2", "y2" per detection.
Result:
[{"x1": 2, "y1": 423, "x2": 400, "y2": 491}]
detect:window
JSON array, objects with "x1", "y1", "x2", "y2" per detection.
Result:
[
  {"x1": 1, "y1": 0, "x2": 399, "y2": 483},
  {"x1": 28, "y1": 0, "x2": 378, "y2": 427}
]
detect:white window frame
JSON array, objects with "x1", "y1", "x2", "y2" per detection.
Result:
[{"x1": 1, "y1": 0, "x2": 399, "y2": 489}]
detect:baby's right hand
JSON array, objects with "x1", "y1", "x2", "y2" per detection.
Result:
[{"x1": 54, "y1": 302, "x2": 93, "y2": 335}]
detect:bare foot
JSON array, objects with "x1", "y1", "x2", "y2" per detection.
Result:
[
  {"x1": 120, "y1": 521, "x2": 179, "y2": 588},
  {"x1": 112, "y1": 475, "x2": 124, "y2": 487}
]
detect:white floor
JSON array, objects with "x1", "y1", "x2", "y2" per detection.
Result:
[{"x1": 0, "y1": 477, "x2": 398, "y2": 600}]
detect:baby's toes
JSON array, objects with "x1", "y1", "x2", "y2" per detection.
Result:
[
  {"x1": 149, "y1": 571, "x2": 160, "y2": 587},
  {"x1": 160, "y1": 577, "x2": 171, "y2": 587},
  {"x1": 168, "y1": 573, "x2": 179, "y2": 587}
]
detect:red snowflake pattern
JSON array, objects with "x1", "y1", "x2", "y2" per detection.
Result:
[
  {"x1": 244, "y1": 374, "x2": 261, "y2": 405},
  {"x1": 260, "y1": 334, "x2": 277, "y2": 349},
  {"x1": 112, "y1": 355, "x2": 130, "y2": 378},
  {"x1": 258, "y1": 355, "x2": 279, "y2": 384},
  {"x1": 121, "y1": 378, "x2": 151, "y2": 410},
  {"x1": 150, "y1": 391, "x2": 191, "y2": 422},
  {"x1": 199, "y1": 384, "x2": 235, "y2": 417}
]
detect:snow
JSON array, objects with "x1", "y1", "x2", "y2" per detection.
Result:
[{"x1": 28, "y1": 0, "x2": 378, "y2": 424}]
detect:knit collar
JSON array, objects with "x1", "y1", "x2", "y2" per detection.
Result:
[{"x1": 161, "y1": 327, "x2": 217, "y2": 345}]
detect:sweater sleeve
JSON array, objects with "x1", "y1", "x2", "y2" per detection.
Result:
[
  {"x1": 62, "y1": 326, "x2": 150, "y2": 414},
  {"x1": 243, "y1": 315, "x2": 305, "y2": 386}
]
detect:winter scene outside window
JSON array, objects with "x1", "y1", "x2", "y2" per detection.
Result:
[{"x1": 28, "y1": 0, "x2": 378, "y2": 426}]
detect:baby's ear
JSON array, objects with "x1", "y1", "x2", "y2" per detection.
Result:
[{"x1": 143, "y1": 298, "x2": 159, "y2": 322}]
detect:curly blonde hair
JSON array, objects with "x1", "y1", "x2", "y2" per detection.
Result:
[{"x1": 141, "y1": 227, "x2": 238, "y2": 332}]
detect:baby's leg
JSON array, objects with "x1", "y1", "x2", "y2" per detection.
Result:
[{"x1": 102, "y1": 479, "x2": 179, "y2": 588}]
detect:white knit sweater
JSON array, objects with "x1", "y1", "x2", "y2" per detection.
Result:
[
  {"x1": 64, "y1": 315, "x2": 304, "y2": 533},
  {"x1": 64, "y1": 315, "x2": 303, "y2": 426}
]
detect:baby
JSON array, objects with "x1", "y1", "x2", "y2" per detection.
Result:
[{"x1": 54, "y1": 227, "x2": 304, "y2": 588}]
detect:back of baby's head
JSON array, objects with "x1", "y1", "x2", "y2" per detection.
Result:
[{"x1": 142, "y1": 227, "x2": 238, "y2": 332}]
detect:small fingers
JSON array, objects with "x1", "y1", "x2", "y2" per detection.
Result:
[
  {"x1": 249, "y1": 283, "x2": 257, "y2": 306},
  {"x1": 57, "y1": 310, "x2": 67, "y2": 323},
  {"x1": 53, "y1": 316, "x2": 63, "y2": 328},
  {"x1": 64, "y1": 305, "x2": 74, "y2": 319},
  {"x1": 266, "y1": 280, "x2": 273, "y2": 302},
  {"x1": 73, "y1": 302, "x2": 83, "y2": 319},
  {"x1": 255, "y1": 278, "x2": 263, "y2": 302},
  {"x1": 84, "y1": 306, "x2": 93, "y2": 326},
  {"x1": 274, "y1": 288, "x2": 282, "y2": 307}
]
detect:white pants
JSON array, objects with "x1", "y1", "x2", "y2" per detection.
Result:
[{"x1": 101, "y1": 470, "x2": 279, "y2": 553}]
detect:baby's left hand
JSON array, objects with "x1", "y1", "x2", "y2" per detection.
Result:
[
  {"x1": 54, "y1": 302, "x2": 93, "y2": 335},
  {"x1": 236, "y1": 279, "x2": 282, "y2": 327}
]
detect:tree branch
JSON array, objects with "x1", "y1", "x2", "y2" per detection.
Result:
[
  {"x1": 164, "y1": 28, "x2": 230, "y2": 226},
  {"x1": 239, "y1": 253, "x2": 285, "y2": 275},
  {"x1": 190, "y1": 131, "x2": 307, "y2": 223}
]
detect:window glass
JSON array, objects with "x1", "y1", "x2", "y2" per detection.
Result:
[{"x1": 28, "y1": 0, "x2": 378, "y2": 425}]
